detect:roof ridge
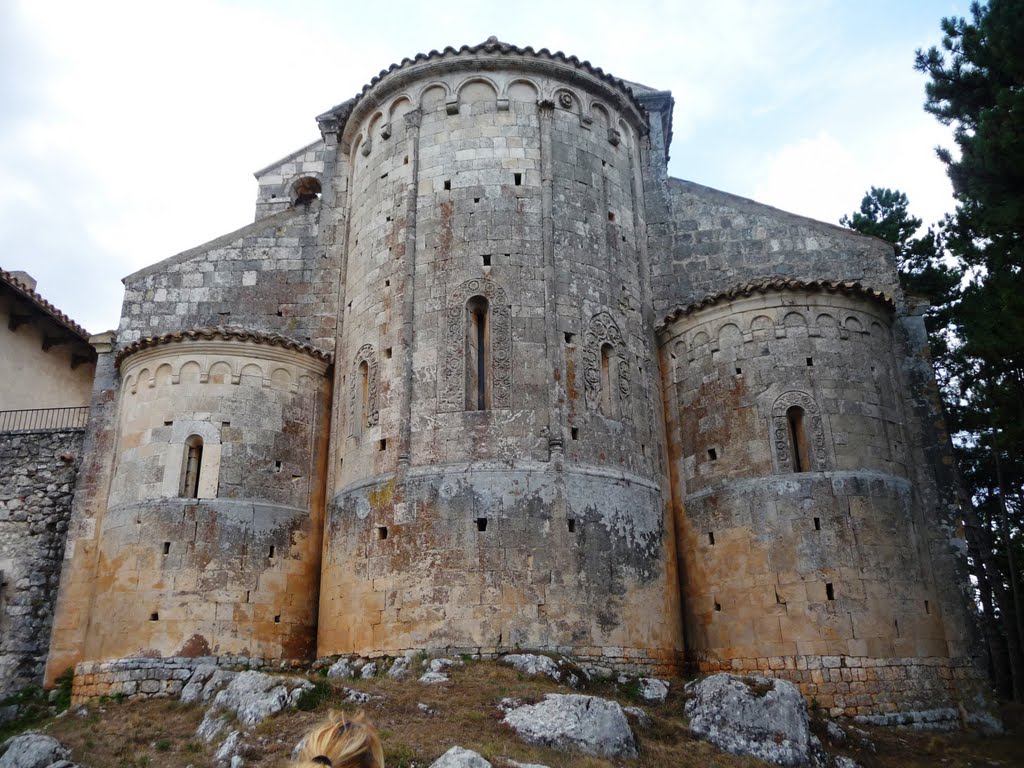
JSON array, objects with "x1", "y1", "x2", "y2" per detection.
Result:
[
  {"x1": 657, "y1": 278, "x2": 894, "y2": 330},
  {"x1": 114, "y1": 326, "x2": 334, "y2": 368},
  {"x1": 0, "y1": 267, "x2": 91, "y2": 340},
  {"x1": 319, "y1": 38, "x2": 645, "y2": 126}
]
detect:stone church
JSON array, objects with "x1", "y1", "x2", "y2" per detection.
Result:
[{"x1": 15, "y1": 38, "x2": 993, "y2": 723}]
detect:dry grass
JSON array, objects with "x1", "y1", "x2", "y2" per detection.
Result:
[{"x1": 30, "y1": 660, "x2": 1024, "y2": 768}]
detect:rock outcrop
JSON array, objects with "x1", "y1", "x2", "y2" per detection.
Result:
[{"x1": 502, "y1": 693, "x2": 637, "y2": 759}]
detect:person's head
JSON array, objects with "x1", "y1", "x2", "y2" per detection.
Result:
[{"x1": 293, "y1": 710, "x2": 384, "y2": 768}]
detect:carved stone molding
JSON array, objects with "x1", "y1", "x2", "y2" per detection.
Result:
[
  {"x1": 351, "y1": 344, "x2": 380, "y2": 433},
  {"x1": 582, "y1": 311, "x2": 631, "y2": 417},
  {"x1": 771, "y1": 390, "x2": 828, "y2": 471},
  {"x1": 439, "y1": 278, "x2": 511, "y2": 411}
]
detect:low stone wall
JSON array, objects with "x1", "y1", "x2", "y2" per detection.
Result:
[
  {"x1": 0, "y1": 430, "x2": 83, "y2": 694},
  {"x1": 70, "y1": 655, "x2": 308, "y2": 704},
  {"x1": 695, "y1": 653, "x2": 985, "y2": 725}
]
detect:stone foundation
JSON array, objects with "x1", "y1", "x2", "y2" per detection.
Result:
[{"x1": 695, "y1": 653, "x2": 989, "y2": 724}]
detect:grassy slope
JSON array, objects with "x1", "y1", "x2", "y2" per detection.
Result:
[{"x1": 24, "y1": 661, "x2": 1024, "y2": 768}]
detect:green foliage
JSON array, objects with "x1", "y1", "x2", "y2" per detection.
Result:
[{"x1": 295, "y1": 681, "x2": 332, "y2": 711}]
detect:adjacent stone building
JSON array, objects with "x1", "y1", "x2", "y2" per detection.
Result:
[
  {"x1": 0, "y1": 270, "x2": 95, "y2": 693},
  {"x1": 37, "y1": 38, "x2": 994, "y2": 724}
]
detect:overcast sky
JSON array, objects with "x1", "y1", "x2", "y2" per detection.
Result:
[{"x1": 1, "y1": 0, "x2": 967, "y2": 333}]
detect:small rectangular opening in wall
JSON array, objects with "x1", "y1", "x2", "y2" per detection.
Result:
[
  {"x1": 164, "y1": 420, "x2": 173, "y2": 426},
  {"x1": 384, "y1": 279, "x2": 390, "y2": 287},
  {"x1": 377, "y1": 526, "x2": 388, "y2": 541},
  {"x1": 150, "y1": 612, "x2": 159, "y2": 622},
  {"x1": 443, "y1": 179, "x2": 451, "y2": 191},
  {"x1": 825, "y1": 582, "x2": 835, "y2": 601},
  {"x1": 806, "y1": 357, "x2": 813, "y2": 366},
  {"x1": 381, "y1": 171, "x2": 388, "y2": 179},
  {"x1": 474, "y1": 197, "x2": 480, "y2": 204},
  {"x1": 403, "y1": 156, "x2": 409, "y2": 165},
  {"x1": 385, "y1": 347, "x2": 393, "y2": 359},
  {"x1": 245, "y1": 590, "x2": 250, "y2": 603},
  {"x1": 379, "y1": 438, "x2": 387, "y2": 451},
  {"x1": 608, "y1": 211, "x2": 615, "y2": 222},
  {"x1": 476, "y1": 517, "x2": 488, "y2": 532},
  {"x1": 347, "y1": 300, "x2": 352, "y2": 310},
  {"x1": 269, "y1": 545, "x2": 276, "y2": 559},
  {"x1": 708, "y1": 531, "x2": 715, "y2": 546},
  {"x1": 564, "y1": 332, "x2": 575, "y2": 344},
  {"x1": 925, "y1": 600, "x2": 930, "y2": 614},
  {"x1": 714, "y1": 601, "x2": 721, "y2": 612},
  {"x1": 386, "y1": 215, "x2": 392, "y2": 222},
  {"x1": 274, "y1": 461, "x2": 282, "y2": 472},
  {"x1": 513, "y1": 173, "x2": 522, "y2": 186},
  {"x1": 707, "y1": 448, "x2": 718, "y2": 461},
  {"x1": 735, "y1": 367, "x2": 742, "y2": 375},
  {"x1": 222, "y1": 421, "x2": 231, "y2": 427},
  {"x1": 894, "y1": 618, "x2": 900, "y2": 636},
  {"x1": 567, "y1": 519, "x2": 576, "y2": 533},
  {"x1": 813, "y1": 517, "x2": 821, "y2": 530},
  {"x1": 274, "y1": 615, "x2": 281, "y2": 624},
  {"x1": 482, "y1": 254, "x2": 491, "y2": 266},
  {"x1": 162, "y1": 542, "x2": 170, "y2": 555},
  {"x1": 571, "y1": 427, "x2": 579, "y2": 440},
  {"x1": 219, "y1": 311, "x2": 231, "y2": 318},
  {"x1": 641, "y1": 444, "x2": 646, "y2": 456}
]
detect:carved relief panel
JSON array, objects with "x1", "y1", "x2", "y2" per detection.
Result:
[
  {"x1": 771, "y1": 391, "x2": 829, "y2": 472},
  {"x1": 439, "y1": 278, "x2": 512, "y2": 411},
  {"x1": 583, "y1": 311, "x2": 631, "y2": 419},
  {"x1": 350, "y1": 344, "x2": 380, "y2": 435}
]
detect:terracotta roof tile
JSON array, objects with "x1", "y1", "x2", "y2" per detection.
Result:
[
  {"x1": 0, "y1": 268, "x2": 91, "y2": 341},
  {"x1": 657, "y1": 278, "x2": 894, "y2": 330},
  {"x1": 115, "y1": 327, "x2": 333, "y2": 368}
]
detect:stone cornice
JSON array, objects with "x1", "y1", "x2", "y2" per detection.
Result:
[{"x1": 114, "y1": 327, "x2": 333, "y2": 370}]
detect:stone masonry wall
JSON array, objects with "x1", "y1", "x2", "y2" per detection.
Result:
[{"x1": 0, "y1": 430, "x2": 83, "y2": 693}]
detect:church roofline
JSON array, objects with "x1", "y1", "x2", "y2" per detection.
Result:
[
  {"x1": 1, "y1": 267, "x2": 92, "y2": 342},
  {"x1": 253, "y1": 138, "x2": 324, "y2": 179},
  {"x1": 114, "y1": 326, "x2": 333, "y2": 369},
  {"x1": 657, "y1": 278, "x2": 895, "y2": 331},
  {"x1": 316, "y1": 37, "x2": 654, "y2": 140}
]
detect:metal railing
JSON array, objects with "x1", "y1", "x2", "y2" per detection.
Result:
[{"x1": 0, "y1": 406, "x2": 90, "y2": 434}]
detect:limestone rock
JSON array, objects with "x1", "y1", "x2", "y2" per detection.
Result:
[
  {"x1": 684, "y1": 673, "x2": 811, "y2": 767},
  {"x1": 326, "y1": 658, "x2": 354, "y2": 679},
  {"x1": 214, "y1": 730, "x2": 241, "y2": 765},
  {"x1": 427, "y1": 747, "x2": 492, "y2": 767},
  {"x1": 499, "y1": 654, "x2": 583, "y2": 687},
  {"x1": 387, "y1": 656, "x2": 410, "y2": 679},
  {"x1": 0, "y1": 734, "x2": 71, "y2": 768},
  {"x1": 360, "y1": 662, "x2": 378, "y2": 679},
  {"x1": 502, "y1": 693, "x2": 637, "y2": 759},
  {"x1": 180, "y1": 664, "x2": 224, "y2": 704},
  {"x1": 201, "y1": 670, "x2": 312, "y2": 732},
  {"x1": 824, "y1": 720, "x2": 846, "y2": 744},
  {"x1": 197, "y1": 712, "x2": 230, "y2": 743},
  {"x1": 419, "y1": 671, "x2": 449, "y2": 684},
  {"x1": 637, "y1": 677, "x2": 669, "y2": 703},
  {"x1": 508, "y1": 762, "x2": 550, "y2": 768},
  {"x1": 428, "y1": 658, "x2": 461, "y2": 674},
  {"x1": 342, "y1": 687, "x2": 372, "y2": 703},
  {"x1": 833, "y1": 757, "x2": 859, "y2": 768}
]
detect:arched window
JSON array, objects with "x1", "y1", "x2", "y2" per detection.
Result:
[
  {"x1": 466, "y1": 296, "x2": 489, "y2": 410},
  {"x1": 290, "y1": 176, "x2": 321, "y2": 206},
  {"x1": 356, "y1": 360, "x2": 370, "y2": 436},
  {"x1": 599, "y1": 343, "x2": 614, "y2": 417},
  {"x1": 181, "y1": 435, "x2": 204, "y2": 498},
  {"x1": 787, "y1": 405, "x2": 810, "y2": 472}
]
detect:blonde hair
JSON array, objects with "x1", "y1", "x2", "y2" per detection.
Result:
[{"x1": 293, "y1": 710, "x2": 384, "y2": 768}]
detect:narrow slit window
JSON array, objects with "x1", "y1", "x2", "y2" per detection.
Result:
[
  {"x1": 813, "y1": 517, "x2": 821, "y2": 530},
  {"x1": 599, "y1": 343, "x2": 614, "y2": 416},
  {"x1": 162, "y1": 542, "x2": 171, "y2": 555},
  {"x1": 925, "y1": 600, "x2": 930, "y2": 614},
  {"x1": 571, "y1": 427, "x2": 579, "y2": 440},
  {"x1": 150, "y1": 612, "x2": 159, "y2": 622},
  {"x1": 379, "y1": 438, "x2": 387, "y2": 451},
  {"x1": 466, "y1": 296, "x2": 490, "y2": 410},
  {"x1": 377, "y1": 526, "x2": 388, "y2": 540},
  {"x1": 443, "y1": 179, "x2": 451, "y2": 191},
  {"x1": 707, "y1": 448, "x2": 718, "y2": 461},
  {"x1": 180, "y1": 435, "x2": 204, "y2": 498},
  {"x1": 825, "y1": 582, "x2": 835, "y2": 601},
  {"x1": 356, "y1": 360, "x2": 370, "y2": 436},
  {"x1": 476, "y1": 517, "x2": 488, "y2": 532},
  {"x1": 567, "y1": 519, "x2": 576, "y2": 533},
  {"x1": 269, "y1": 545, "x2": 276, "y2": 558},
  {"x1": 786, "y1": 405, "x2": 810, "y2": 472},
  {"x1": 513, "y1": 172, "x2": 522, "y2": 186},
  {"x1": 708, "y1": 531, "x2": 715, "y2": 545},
  {"x1": 806, "y1": 357, "x2": 813, "y2": 367},
  {"x1": 714, "y1": 600, "x2": 722, "y2": 612}
]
